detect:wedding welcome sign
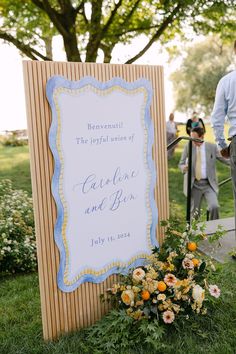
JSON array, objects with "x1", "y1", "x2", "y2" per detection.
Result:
[
  {"x1": 23, "y1": 61, "x2": 167, "y2": 339},
  {"x1": 47, "y1": 76, "x2": 158, "y2": 292}
]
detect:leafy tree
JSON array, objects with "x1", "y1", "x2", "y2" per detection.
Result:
[
  {"x1": 170, "y1": 37, "x2": 234, "y2": 115},
  {"x1": 0, "y1": 0, "x2": 55, "y2": 60},
  {"x1": 193, "y1": 2, "x2": 236, "y2": 44},
  {"x1": 0, "y1": 0, "x2": 235, "y2": 63}
]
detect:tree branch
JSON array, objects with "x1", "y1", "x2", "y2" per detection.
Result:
[
  {"x1": 31, "y1": 0, "x2": 70, "y2": 37},
  {"x1": 101, "y1": 0, "x2": 123, "y2": 35},
  {"x1": 0, "y1": 31, "x2": 51, "y2": 60},
  {"x1": 121, "y1": 0, "x2": 141, "y2": 25},
  {"x1": 125, "y1": 3, "x2": 182, "y2": 64},
  {"x1": 75, "y1": 0, "x2": 86, "y2": 14},
  {"x1": 78, "y1": 2, "x2": 89, "y2": 25}
]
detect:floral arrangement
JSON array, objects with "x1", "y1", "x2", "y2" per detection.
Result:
[{"x1": 107, "y1": 218, "x2": 223, "y2": 325}]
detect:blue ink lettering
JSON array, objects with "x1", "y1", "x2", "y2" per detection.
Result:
[
  {"x1": 85, "y1": 197, "x2": 107, "y2": 214},
  {"x1": 109, "y1": 189, "x2": 136, "y2": 211}
]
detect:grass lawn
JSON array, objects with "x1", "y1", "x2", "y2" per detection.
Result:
[
  {"x1": 0, "y1": 126, "x2": 236, "y2": 353},
  {"x1": 0, "y1": 263, "x2": 236, "y2": 354},
  {"x1": 0, "y1": 144, "x2": 31, "y2": 195}
]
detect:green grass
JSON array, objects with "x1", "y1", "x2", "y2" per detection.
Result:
[
  {"x1": 0, "y1": 144, "x2": 31, "y2": 195},
  {"x1": 0, "y1": 127, "x2": 236, "y2": 353},
  {"x1": 0, "y1": 263, "x2": 236, "y2": 354},
  {"x1": 0, "y1": 123, "x2": 233, "y2": 217}
]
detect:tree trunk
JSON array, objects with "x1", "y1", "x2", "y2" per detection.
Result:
[
  {"x1": 63, "y1": 33, "x2": 81, "y2": 62},
  {"x1": 44, "y1": 37, "x2": 53, "y2": 60}
]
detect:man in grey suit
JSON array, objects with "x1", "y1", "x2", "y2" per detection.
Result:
[{"x1": 179, "y1": 126, "x2": 230, "y2": 220}]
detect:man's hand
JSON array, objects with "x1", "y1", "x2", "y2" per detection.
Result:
[
  {"x1": 183, "y1": 165, "x2": 188, "y2": 173},
  {"x1": 220, "y1": 147, "x2": 230, "y2": 158}
]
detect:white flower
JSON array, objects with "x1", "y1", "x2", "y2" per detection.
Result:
[
  {"x1": 185, "y1": 253, "x2": 194, "y2": 259},
  {"x1": 132, "y1": 268, "x2": 145, "y2": 282},
  {"x1": 192, "y1": 285, "x2": 205, "y2": 305},
  {"x1": 182, "y1": 258, "x2": 194, "y2": 269},
  {"x1": 163, "y1": 310, "x2": 175, "y2": 324},
  {"x1": 157, "y1": 294, "x2": 166, "y2": 301},
  {"x1": 164, "y1": 273, "x2": 177, "y2": 287},
  {"x1": 209, "y1": 285, "x2": 221, "y2": 298}
]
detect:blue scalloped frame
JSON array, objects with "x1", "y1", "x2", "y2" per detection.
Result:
[{"x1": 47, "y1": 75, "x2": 158, "y2": 292}]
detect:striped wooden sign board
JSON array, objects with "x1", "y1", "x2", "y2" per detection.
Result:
[{"x1": 22, "y1": 61, "x2": 169, "y2": 340}]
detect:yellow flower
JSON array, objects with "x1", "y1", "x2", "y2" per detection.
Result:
[
  {"x1": 174, "y1": 291, "x2": 182, "y2": 300},
  {"x1": 164, "y1": 262, "x2": 175, "y2": 271},
  {"x1": 201, "y1": 307, "x2": 207, "y2": 315},
  {"x1": 162, "y1": 299, "x2": 172, "y2": 310},
  {"x1": 142, "y1": 279, "x2": 158, "y2": 293},
  {"x1": 146, "y1": 267, "x2": 158, "y2": 279},
  {"x1": 110, "y1": 283, "x2": 121, "y2": 294},
  {"x1": 135, "y1": 300, "x2": 144, "y2": 307},
  {"x1": 158, "y1": 304, "x2": 165, "y2": 311},
  {"x1": 121, "y1": 290, "x2": 134, "y2": 305},
  {"x1": 171, "y1": 230, "x2": 183, "y2": 237},
  {"x1": 168, "y1": 251, "x2": 178, "y2": 259},
  {"x1": 182, "y1": 285, "x2": 191, "y2": 294},
  {"x1": 130, "y1": 309, "x2": 144, "y2": 320},
  {"x1": 172, "y1": 303, "x2": 180, "y2": 313},
  {"x1": 174, "y1": 278, "x2": 192, "y2": 296},
  {"x1": 126, "y1": 308, "x2": 133, "y2": 315},
  {"x1": 181, "y1": 295, "x2": 189, "y2": 301},
  {"x1": 132, "y1": 286, "x2": 141, "y2": 293}
]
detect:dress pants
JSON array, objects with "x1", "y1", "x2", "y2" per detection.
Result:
[{"x1": 191, "y1": 179, "x2": 219, "y2": 220}]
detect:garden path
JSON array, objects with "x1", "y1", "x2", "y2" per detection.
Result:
[{"x1": 198, "y1": 217, "x2": 236, "y2": 263}]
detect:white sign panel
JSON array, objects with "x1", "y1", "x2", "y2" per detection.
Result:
[{"x1": 47, "y1": 76, "x2": 158, "y2": 292}]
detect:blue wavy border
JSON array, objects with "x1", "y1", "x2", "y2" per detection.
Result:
[{"x1": 46, "y1": 75, "x2": 158, "y2": 292}]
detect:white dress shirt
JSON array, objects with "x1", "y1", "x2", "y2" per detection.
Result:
[
  {"x1": 211, "y1": 70, "x2": 236, "y2": 149},
  {"x1": 196, "y1": 143, "x2": 207, "y2": 179}
]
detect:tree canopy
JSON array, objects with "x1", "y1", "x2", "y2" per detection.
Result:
[
  {"x1": 0, "y1": 0, "x2": 235, "y2": 63},
  {"x1": 170, "y1": 36, "x2": 234, "y2": 115}
]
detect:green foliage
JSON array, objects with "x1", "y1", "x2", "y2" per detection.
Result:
[
  {"x1": 228, "y1": 247, "x2": 236, "y2": 258},
  {"x1": 0, "y1": 0, "x2": 55, "y2": 59},
  {"x1": 0, "y1": 179, "x2": 36, "y2": 274},
  {"x1": 86, "y1": 309, "x2": 166, "y2": 354},
  {"x1": 171, "y1": 36, "x2": 234, "y2": 115},
  {"x1": 0, "y1": 1, "x2": 235, "y2": 63},
  {"x1": 1, "y1": 263, "x2": 236, "y2": 354},
  {"x1": 193, "y1": 3, "x2": 236, "y2": 44},
  {"x1": 2, "y1": 134, "x2": 28, "y2": 147}
]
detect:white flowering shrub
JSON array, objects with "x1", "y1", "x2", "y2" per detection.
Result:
[{"x1": 0, "y1": 179, "x2": 37, "y2": 273}]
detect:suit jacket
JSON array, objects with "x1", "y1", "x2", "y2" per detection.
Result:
[{"x1": 179, "y1": 142, "x2": 230, "y2": 196}]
